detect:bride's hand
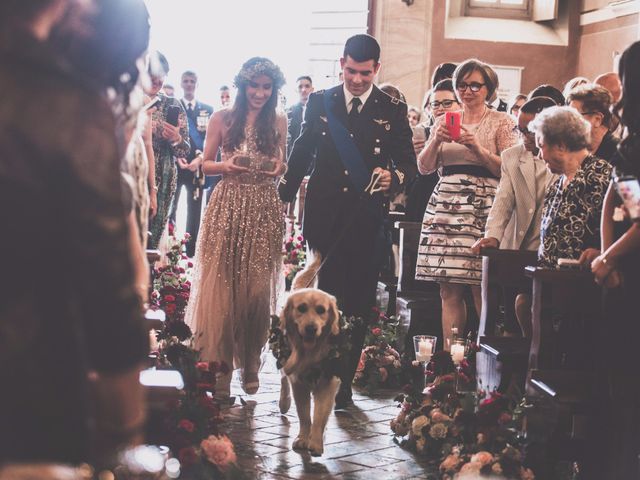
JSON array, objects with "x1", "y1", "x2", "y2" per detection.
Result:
[
  {"x1": 263, "y1": 158, "x2": 286, "y2": 178},
  {"x1": 221, "y1": 154, "x2": 250, "y2": 175}
]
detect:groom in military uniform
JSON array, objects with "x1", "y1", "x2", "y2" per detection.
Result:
[{"x1": 278, "y1": 34, "x2": 417, "y2": 409}]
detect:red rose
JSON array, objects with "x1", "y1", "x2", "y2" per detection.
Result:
[
  {"x1": 178, "y1": 419, "x2": 195, "y2": 432},
  {"x1": 371, "y1": 327, "x2": 382, "y2": 336},
  {"x1": 168, "y1": 222, "x2": 175, "y2": 235},
  {"x1": 196, "y1": 362, "x2": 209, "y2": 372},
  {"x1": 188, "y1": 261, "x2": 194, "y2": 268},
  {"x1": 164, "y1": 294, "x2": 176, "y2": 302},
  {"x1": 178, "y1": 447, "x2": 198, "y2": 467},
  {"x1": 165, "y1": 304, "x2": 176, "y2": 315}
]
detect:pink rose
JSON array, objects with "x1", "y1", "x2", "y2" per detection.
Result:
[
  {"x1": 177, "y1": 419, "x2": 195, "y2": 433},
  {"x1": 470, "y1": 451, "x2": 494, "y2": 466},
  {"x1": 430, "y1": 411, "x2": 451, "y2": 423},
  {"x1": 196, "y1": 362, "x2": 209, "y2": 372},
  {"x1": 459, "y1": 462, "x2": 483, "y2": 475},
  {"x1": 200, "y1": 435, "x2": 237, "y2": 469},
  {"x1": 439, "y1": 454, "x2": 461, "y2": 472}
]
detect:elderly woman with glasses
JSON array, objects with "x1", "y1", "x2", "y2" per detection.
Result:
[
  {"x1": 416, "y1": 59, "x2": 518, "y2": 349},
  {"x1": 528, "y1": 106, "x2": 612, "y2": 269},
  {"x1": 566, "y1": 84, "x2": 618, "y2": 162}
]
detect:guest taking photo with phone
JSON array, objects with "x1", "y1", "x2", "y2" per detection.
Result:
[{"x1": 415, "y1": 60, "x2": 518, "y2": 349}]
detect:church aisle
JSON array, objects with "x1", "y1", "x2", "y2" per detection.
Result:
[{"x1": 225, "y1": 359, "x2": 433, "y2": 479}]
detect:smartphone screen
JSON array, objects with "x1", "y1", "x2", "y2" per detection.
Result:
[
  {"x1": 166, "y1": 105, "x2": 181, "y2": 127},
  {"x1": 615, "y1": 177, "x2": 640, "y2": 221},
  {"x1": 445, "y1": 111, "x2": 461, "y2": 141}
]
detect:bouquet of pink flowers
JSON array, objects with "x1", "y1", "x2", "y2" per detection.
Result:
[{"x1": 354, "y1": 309, "x2": 402, "y2": 392}]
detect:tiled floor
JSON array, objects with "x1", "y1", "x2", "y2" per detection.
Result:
[{"x1": 224, "y1": 357, "x2": 435, "y2": 480}]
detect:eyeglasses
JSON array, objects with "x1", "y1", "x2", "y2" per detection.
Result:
[
  {"x1": 429, "y1": 99, "x2": 458, "y2": 109},
  {"x1": 456, "y1": 82, "x2": 485, "y2": 93}
]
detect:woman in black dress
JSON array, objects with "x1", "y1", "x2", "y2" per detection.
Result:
[{"x1": 585, "y1": 41, "x2": 640, "y2": 479}]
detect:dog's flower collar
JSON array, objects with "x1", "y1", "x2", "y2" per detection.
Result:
[{"x1": 268, "y1": 315, "x2": 361, "y2": 385}]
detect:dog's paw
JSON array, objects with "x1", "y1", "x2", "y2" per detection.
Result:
[
  {"x1": 292, "y1": 436, "x2": 308, "y2": 451},
  {"x1": 307, "y1": 437, "x2": 324, "y2": 457}
]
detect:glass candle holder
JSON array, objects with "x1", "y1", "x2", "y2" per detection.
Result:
[
  {"x1": 413, "y1": 335, "x2": 437, "y2": 363},
  {"x1": 450, "y1": 338, "x2": 466, "y2": 365}
]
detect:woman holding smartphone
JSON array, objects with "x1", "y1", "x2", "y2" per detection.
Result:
[
  {"x1": 584, "y1": 41, "x2": 640, "y2": 479},
  {"x1": 415, "y1": 60, "x2": 517, "y2": 349},
  {"x1": 184, "y1": 57, "x2": 287, "y2": 401},
  {"x1": 146, "y1": 51, "x2": 190, "y2": 249}
]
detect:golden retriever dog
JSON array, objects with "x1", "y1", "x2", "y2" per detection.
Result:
[{"x1": 278, "y1": 288, "x2": 341, "y2": 456}]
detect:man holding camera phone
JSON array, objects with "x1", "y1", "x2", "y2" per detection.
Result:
[{"x1": 279, "y1": 34, "x2": 416, "y2": 409}]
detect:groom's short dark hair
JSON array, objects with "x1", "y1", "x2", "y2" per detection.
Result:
[{"x1": 343, "y1": 34, "x2": 380, "y2": 64}]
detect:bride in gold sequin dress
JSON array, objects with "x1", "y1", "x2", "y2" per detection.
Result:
[{"x1": 185, "y1": 58, "x2": 287, "y2": 399}]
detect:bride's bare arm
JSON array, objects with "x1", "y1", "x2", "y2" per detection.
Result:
[{"x1": 202, "y1": 111, "x2": 225, "y2": 175}]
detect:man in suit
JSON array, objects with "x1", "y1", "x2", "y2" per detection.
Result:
[
  {"x1": 170, "y1": 70, "x2": 213, "y2": 257},
  {"x1": 471, "y1": 96, "x2": 557, "y2": 335},
  {"x1": 287, "y1": 75, "x2": 314, "y2": 154},
  {"x1": 279, "y1": 34, "x2": 417, "y2": 408}
]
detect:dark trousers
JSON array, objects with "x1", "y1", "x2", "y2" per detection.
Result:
[
  {"x1": 169, "y1": 171, "x2": 202, "y2": 257},
  {"x1": 316, "y1": 209, "x2": 387, "y2": 399}
]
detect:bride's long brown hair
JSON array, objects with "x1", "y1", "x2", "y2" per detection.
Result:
[{"x1": 224, "y1": 57, "x2": 286, "y2": 157}]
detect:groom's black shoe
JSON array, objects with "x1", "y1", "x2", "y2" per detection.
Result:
[{"x1": 334, "y1": 386, "x2": 354, "y2": 410}]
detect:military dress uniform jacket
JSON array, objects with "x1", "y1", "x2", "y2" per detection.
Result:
[{"x1": 279, "y1": 84, "x2": 417, "y2": 253}]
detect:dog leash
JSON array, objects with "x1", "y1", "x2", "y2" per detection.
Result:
[{"x1": 301, "y1": 170, "x2": 384, "y2": 288}]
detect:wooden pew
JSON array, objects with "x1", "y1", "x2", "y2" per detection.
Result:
[
  {"x1": 476, "y1": 248, "x2": 536, "y2": 393},
  {"x1": 394, "y1": 221, "x2": 442, "y2": 358},
  {"x1": 523, "y1": 266, "x2": 601, "y2": 473}
]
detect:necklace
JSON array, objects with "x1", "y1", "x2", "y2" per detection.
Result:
[{"x1": 462, "y1": 105, "x2": 488, "y2": 126}]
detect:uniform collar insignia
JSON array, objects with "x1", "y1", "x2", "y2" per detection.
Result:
[{"x1": 373, "y1": 119, "x2": 389, "y2": 125}]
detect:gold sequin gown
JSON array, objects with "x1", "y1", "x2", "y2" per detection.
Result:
[{"x1": 185, "y1": 128, "x2": 284, "y2": 375}]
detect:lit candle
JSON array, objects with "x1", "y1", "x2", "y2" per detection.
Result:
[
  {"x1": 417, "y1": 338, "x2": 433, "y2": 362},
  {"x1": 451, "y1": 344, "x2": 465, "y2": 365}
]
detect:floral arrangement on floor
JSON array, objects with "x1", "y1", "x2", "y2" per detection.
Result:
[
  {"x1": 354, "y1": 308, "x2": 402, "y2": 393},
  {"x1": 283, "y1": 229, "x2": 306, "y2": 286},
  {"x1": 150, "y1": 226, "x2": 244, "y2": 479},
  {"x1": 390, "y1": 344, "x2": 535, "y2": 479},
  {"x1": 151, "y1": 223, "x2": 192, "y2": 322},
  {"x1": 268, "y1": 314, "x2": 359, "y2": 385}
]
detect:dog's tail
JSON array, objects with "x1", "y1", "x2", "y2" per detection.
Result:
[{"x1": 291, "y1": 249, "x2": 322, "y2": 290}]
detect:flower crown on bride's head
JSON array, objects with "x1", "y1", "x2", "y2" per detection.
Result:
[{"x1": 234, "y1": 57, "x2": 286, "y2": 90}]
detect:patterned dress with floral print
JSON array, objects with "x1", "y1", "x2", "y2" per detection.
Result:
[
  {"x1": 538, "y1": 155, "x2": 611, "y2": 268},
  {"x1": 416, "y1": 109, "x2": 518, "y2": 285},
  {"x1": 148, "y1": 94, "x2": 190, "y2": 248}
]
